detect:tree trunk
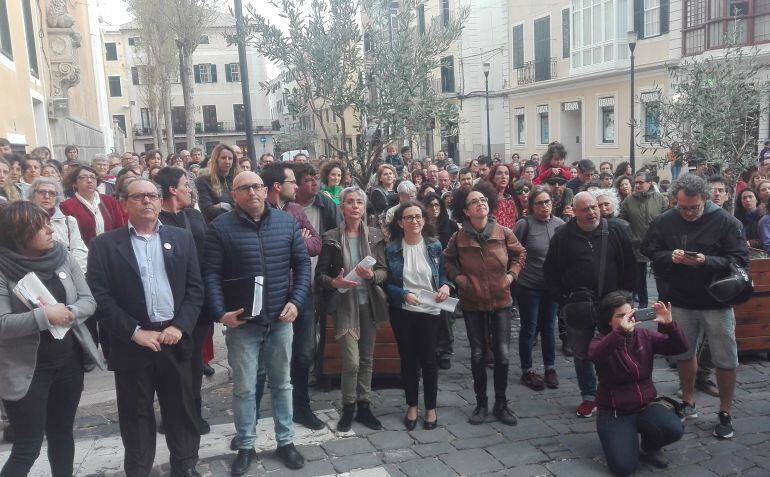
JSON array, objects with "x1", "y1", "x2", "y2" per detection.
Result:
[
  {"x1": 163, "y1": 86, "x2": 174, "y2": 155},
  {"x1": 153, "y1": 107, "x2": 163, "y2": 151},
  {"x1": 178, "y1": 43, "x2": 196, "y2": 150}
]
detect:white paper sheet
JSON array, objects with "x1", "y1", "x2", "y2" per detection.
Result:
[
  {"x1": 339, "y1": 256, "x2": 377, "y2": 294},
  {"x1": 416, "y1": 289, "x2": 459, "y2": 313},
  {"x1": 12, "y1": 272, "x2": 70, "y2": 339}
]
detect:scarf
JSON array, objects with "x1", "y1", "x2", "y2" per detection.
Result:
[
  {"x1": 336, "y1": 220, "x2": 374, "y2": 340},
  {"x1": 0, "y1": 241, "x2": 68, "y2": 282},
  {"x1": 462, "y1": 216, "x2": 497, "y2": 244},
  {"x1": 76, "y1": 192, "x2": 105, "y2": 236}
]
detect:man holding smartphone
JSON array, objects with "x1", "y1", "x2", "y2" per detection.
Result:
[{"x1": 642, "y1": 174, "x2": 748, "y2": 440}]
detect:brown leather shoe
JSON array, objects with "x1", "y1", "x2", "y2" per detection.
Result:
[
  {"x1": 543, "y1": 369, "x2": 559, "y2": 389},
  {"x1": 520, "y1": 370, "x2": 545, "y2": 391}
]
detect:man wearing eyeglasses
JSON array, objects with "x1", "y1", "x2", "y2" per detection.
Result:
[
  {"x1": 619, "y1": 171, "x2": 668, "y2": 309},
  {"x1": 642, "y1": 174, "x2": 748, "y2": 440},
  {"x1": 202, "y1": 171, "x2": 310, "y2": 472},
  {"x1": 87, "y1": 178, "x2": 205, "y2": 477}
]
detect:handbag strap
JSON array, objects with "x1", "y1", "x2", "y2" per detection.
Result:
[{"x1": 597, "y1": 218, "x2": 609, "y2": 299}]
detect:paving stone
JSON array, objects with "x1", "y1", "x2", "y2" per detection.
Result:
[
  {"x1": 664, "y1": 446, "x2": 712, "y2": 466},
  {"x1": 330, "y1": 453, "x2": 383, "y2": 474},
  {"x1": 446, "y1": 421, "x2": 498, "y2": 439},
  {"x1": 546, "y1": 458, "x2": 612, "y2": 477},
  {"x1": 493, "y1": 417, "x2": 558, "y2": 441},
  {"x1": 382, "y1": 449, "x2": 419, "y2": 464},
  {"x1": 261, "y1": 457, "x2": 335, "y2": 477},
  {"x1": 700, "y1": 453, "x2": 757, "y2": 476},
  {"x1": 500, "y1": 464, "x2": 551, "y2": 476},
  {"x1": 665, "y1": 464, "x2": 720, "y2": 477},
  {"x1": 382, "y1": 463, "x2": 408, "y2": 477},
  {"x1": 413, "y1": 442, "x2": 455, "y2": 458},
  {"x1": 486, "y1": 441, "x2": 549, "y2": 467},
  {"x1": 368, "y1": 430, "x2": 414, "y2": 451},
  {"x1": 399, "y1": 457, "x2": 458, "y2": 477},
  {"x1": 321, "y1": 437, "x2": 376, "y2": 456},
  {"x1": 294, "y1": 444, "x2": 327, "y2": 462},
  {"x1": 411, "y1": 428, "x2": 452, "y2": 444},
  {"x1": 441, "y1": 448, "x2": 503, "y2": 475},
  {"x1": 453, "y1": 433, "x2": 507, "y2": 450},
  {"x1": 557, "y1": 433, "x2": 604, "y2": 459},
  {"x1": 733, "y1": 416, "x2": 770, "y2": 434}
]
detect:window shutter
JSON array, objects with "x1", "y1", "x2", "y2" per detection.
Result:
[
  {"x1": 131, "y1": 66, "x2": 139, "y2": 85},
  {"x1": 210, "y1": 64, "x2": 218, "y2": 83},
  {"x1": 512, "y1": 25, "x2": 524, "y2": 68},
  {"x1": 634, "y1": 0, "x2": 644, "y2": 39},
  {"x1": 562, "y1": 9, "x2": 570, "y2": 59},
  {"x1": 225, "y1": 63, "x2": 232, "y2": 82},
  {"x1": 194, "y1": 64, "x2": 201, "y2": 83},
  {"x1": 660, "y1": 0, "x2": 669, "y2": 34}
]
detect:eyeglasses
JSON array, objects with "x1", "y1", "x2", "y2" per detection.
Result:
[
  {"x1": 428, "y1": 202, "x2": 441, "y2": 208},
  {"x1": 127, "y1": 192, "x2": 161, "y2": 202},
  {"x1": 402, "y1": 214, "x2": 424, "y2": 223},
  {"x1": 34, "y1": 189, "x2": 57, "y2": 197},
  {"x1": 234, "y1": 183, "x2": 266, "y2": 193},
  {"x1": 77, "y1": 174, "x2": 97, "y2": 181},
  {"x1": 677, "y1": 204, "x2": 703, "y2": 213},
  {"x1": 515, "y1": 187, "x2": 530, "y2": 195},
  {"x1": 534, "y1": 199, "x2": 552, "y2": 207},
  {"x1": 466, "y1": 197, "x2": 489, "y2": 207}
]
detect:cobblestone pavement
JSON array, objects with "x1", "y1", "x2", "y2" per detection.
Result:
[{"x1": 2, "y1": 298, "x2": 770, "y2": 476}]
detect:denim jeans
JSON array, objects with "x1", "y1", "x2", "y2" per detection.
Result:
[
  {"x1": 463, "y1": 309, "x2": 511, "y2": 406},
  {"x1": 634, "y1": 262, "x2": 649, "y2": 308},
  {"x1": 596, "y1": 403, "x2": 684, "y2": 477},
  {"x1": 227, "y1": 320, "x2": 294, "y2": 448},
  {"x1": 291, "y1": 292, "x2": 316, "y2": 411},
  {"x1": 566, "y1": 324, "x2": 597, "y2": 400},
  {"x1": 516, "y1": 285, "x2": 557, "y2": 372}
]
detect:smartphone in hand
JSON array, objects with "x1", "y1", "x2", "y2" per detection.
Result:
[
  {"x1": 636, "y1": 307, "x2": 656, "y2": 322},
  {"x1": 683, "y1": 251, "x2": 699, "y2": 258}
]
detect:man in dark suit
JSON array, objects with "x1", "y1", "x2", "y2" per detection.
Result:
[{"x1": 87, "y1": 178, "x2": 204, "y2": 477}]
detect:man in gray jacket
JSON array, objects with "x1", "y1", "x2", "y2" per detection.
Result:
[{"x1": 619, "y1": 170, "x2": 668, "y2": 308}]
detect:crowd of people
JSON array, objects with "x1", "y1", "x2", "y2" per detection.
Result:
[{"x1": 0, "y1": 136, "x2": 754, "y2": 477}]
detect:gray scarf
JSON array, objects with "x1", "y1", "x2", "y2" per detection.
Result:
[
  {"x1": 462, "y1": 216, "x2": 498, "y2": 244},
  {"x1": 0, "y1": 242, "x2": 68, "y2": 282},
  {"x1": 336, "y1": 220, "x2": 374, "y2": 340}
]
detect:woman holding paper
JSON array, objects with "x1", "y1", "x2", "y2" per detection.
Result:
[
  {"x1": 316, "y1": 186, "x2": 389, "y2": 433},
  {"x1": 0, "y1": 201, "x2": 101, "y2": 477},
  {"x1": 385, "y1": 201, "x2": 453, "y2": 430},
  {"x1": 444, "y1": 182, "x2": 526, "y2": 426}
]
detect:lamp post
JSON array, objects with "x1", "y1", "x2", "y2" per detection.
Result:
[
  {"x1": 628, "y1": 31, "x2": 637, "y2": 173},
  {"x1": 235, "y1": 0, "x2": 256, "y2": 168},
  {"x1": 483, "y1": 62, "x2": 491, "y2": 158}
]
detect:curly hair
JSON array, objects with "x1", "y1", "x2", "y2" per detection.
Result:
[
  {"x1": 670, "y1": 173, "x2": 710, "y2": 201},
  {"x1": 386, "y1": 201, "x2": 435, "y2": 242},
  {"x1": 541, "y1": 142, "x2": 567, "y2": 168},
  {"x1": 734, "y1": 188, "x2": 759, "y2": 224},
  {"x1": 450, "y1": 181, "x2": 498, "y2": 223},
  {"x1": 320, "y1": 160, "x2": 346, "y2": 186},
  {"x1": 64, "y1": 165, "x2": 101, "y2": 195}
]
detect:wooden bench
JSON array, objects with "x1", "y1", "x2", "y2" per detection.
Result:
[{"x1": 733, "y1": 258, "x2": 770, "y2": 354}]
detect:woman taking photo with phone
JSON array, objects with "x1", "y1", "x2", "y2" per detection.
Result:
[{"x1": 589, "y1": 291, "x2": 688, "y2": 476}]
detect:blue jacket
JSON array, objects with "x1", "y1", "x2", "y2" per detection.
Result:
[
  {"x1": 384, "y1": 237, "x2": 453, "y2": 307},
  {"x1": 202, "y1": 206, "x2": 311, "y2": 322}
]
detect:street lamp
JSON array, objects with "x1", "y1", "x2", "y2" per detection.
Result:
[
  {"x1": 628, "y1": 31, "x2": 638, "y2": 173},
  {"x1": 483, "y1": 62, "x2": 491, "y2": 159}
]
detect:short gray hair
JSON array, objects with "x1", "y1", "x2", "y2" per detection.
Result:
[
  {"x1": 91, "y1": 154, "x2": 107, "y2": 165},
  {"x1": 590, "y1": 187, "x2": 620, "y2": 217},
  {"x1": 339, "y1": 186, "x2": 367, "y2": 210},
  {"x1": 27, "y1": 177, "x2": 64, "y2": 205},
  {"x1": 670, "y1": 173, "x2": 709, "y2": 200},
  {"x1": 397, "y1": 180, "x2": 417, "y2": 195}
]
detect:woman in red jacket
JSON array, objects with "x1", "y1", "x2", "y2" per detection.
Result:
[
  {"x1": 60, "y1": 166, "x2": 126, "y2": 247},
  {"x1": 589, "y1": 291, "x2": 687, "y2": 477},
  {"x1": 532, "y1": 142, "x2": 571, "y2": 185}
]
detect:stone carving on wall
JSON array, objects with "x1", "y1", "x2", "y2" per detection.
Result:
[{"x1": 46, "y1": 0, "x2": 82, "y2": 102}]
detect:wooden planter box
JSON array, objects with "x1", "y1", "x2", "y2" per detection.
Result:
[
  {"x1": 315, "y1": 313, "x2": 401, "y2": 388},
  {"x1": 733, "y1": 258, "x2": 770, "y2": 353}
]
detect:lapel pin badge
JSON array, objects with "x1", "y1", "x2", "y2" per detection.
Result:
[
  {"x1": 164, "y1": 243, "x2": 172, "y2": 250},
  {"x1": 58, "y1": 271, "x2": 67, "y2": 280}
]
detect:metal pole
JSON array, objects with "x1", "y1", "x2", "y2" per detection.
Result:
[
  {"x1": 235, "y1": 0, "x2": 257, "y2": 167},
  {"x1": 629, "y1": 51, "x2": 636, "y2": 172},
  {"x1": 485, "y1": 74, "x2": 491, "y2": 158}
]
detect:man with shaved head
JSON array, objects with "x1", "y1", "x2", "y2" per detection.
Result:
[
  {"x1": 544, "y1": 191, "x2": 635, "y2": 419},
  {"x1": 202, "y1": 171, "x2": 310, "y2": 472}
]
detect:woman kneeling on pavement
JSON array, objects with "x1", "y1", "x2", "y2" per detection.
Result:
[
  {"x1": 316, "y1": 186, "x2": 389, "y2": 432},
  {"x1": 385, "y1": 201, "x2": 453, "y2": 430},
  {"x1": 444, "y1": 182, "x2": 525, "y2": 426},
  {"x1": 589, "y1": 291, "x2": 687, "y2": 477},
  {"x1": 0, "y1": 201, "x2": 103, "y2": 477}
]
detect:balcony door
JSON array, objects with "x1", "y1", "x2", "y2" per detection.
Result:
[
  {"x1": 534, "y1": 16, "x2": 550, "y2": 82},
  {"x1": 203, "y1": 105, "x2": 218, "y2": 132}
]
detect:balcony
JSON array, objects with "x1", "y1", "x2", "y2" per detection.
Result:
[
  {"x1": 195, "y1": 121, "x2": 274, "y2": 134},
  {"x1": 133, "y1": 126, "x2": 153, "y2": 137},
  {"x1": 515, "y1": 58, "x2": 557, "y2": 85}
]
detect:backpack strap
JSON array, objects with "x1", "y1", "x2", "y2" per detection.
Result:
[{"x1": 597, "y1": 218, "x2": 609, "y2": 299}]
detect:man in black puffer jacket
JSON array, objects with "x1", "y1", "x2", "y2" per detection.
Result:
[
  {"x1": 642, "y1": 173, "x2": 748, "y2": 441},
  {"x1": 203, "y1": 171, "x2": 310, "y2": 473}
]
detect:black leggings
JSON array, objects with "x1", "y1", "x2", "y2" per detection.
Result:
[
  {"x1": 390, "y1": 307, "x2": 440, "y2": 409},
  {"x1": 1, "y1": 357, "x2": 84, "y2": 477},
  {"x1": 463, "y1": 308, "x2": 511, "y2": 406}
]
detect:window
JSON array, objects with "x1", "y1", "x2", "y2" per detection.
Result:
[
  {"x1": 441, "y1": 0, "x2": 450, "y2": 27},
  {"x1": 127, "y1": 37, "x2": 141, "y2": 47},
  {"x1": 599, "y1": 96, "x2": 615, "y2": 144},
  {"x1": 105, "y1": 42, "x2": 118, "y2": 61},
  {"x1": 562, "y1": 8, "x2": 571, "y2": 58},
  {"x1": 199, "y1": 35, "x2": 209, "y2": 44},
  {"x1": 418, "y1": 4, "x2": 425, "y2": 34},
  {"x1": 113, "y1": 114, "x2": 127, "y2": 136},
  {"x1": 537, "y1": 105, "x2": 549, "y2": 144},
  {"x1": 171, "y1": 106, "x2": 185, "y2": 133},
  {"x1": 226, "y1": 63, "x2": 240, "y2": 82},
  {"x1": 131, "y1": 66, "x2": 140, "y2": 85},
  {"x1": 683, "y1": 0, "x2": 769, "y2": 55},
  {"x1": 440, "y1": 56, "x2": 455, "y2": 92},
  {"x1": 644, "y1": 0, "x2": 661, "y2": 36},
  {"x1": 233, "y1": 104, "x2": 246, "y2": 131},
  {"x1": 0, "y1": 0, "x2": 12, "y2": 60},
  {"x1": 363, "y1": 32, "x2": 371, "y2": 52},
  {"x1": 22, "y1": 0, "x2": 37, "y2": 76},
  {"x1": 108, "y1": 76, "x2": 122, "y2": 97},
  {"x1": 512, "y1": 24, "x2": 524, "y2": 68},
  {"x1": 514, "y1": 108, "x2": 526, "y2": 144},
  {"x1": 641, "y1": 91, "x2": 661, "y2": 142},
  {"x1": 194, "y1": 63, "x2": 217, "y2": 83},
  {"x1": 571, "y1": 0, "x2": 630, "y2": 68}
]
